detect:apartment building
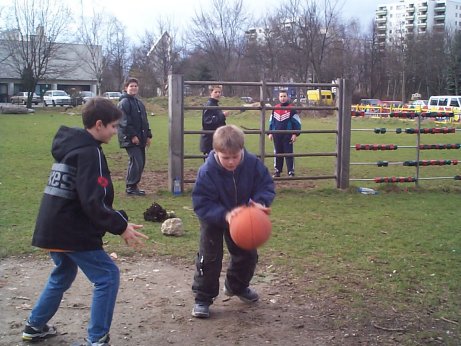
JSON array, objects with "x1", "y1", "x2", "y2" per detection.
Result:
[{"x1": 376, "y1": 0, "x2": 461, "y2": 45}]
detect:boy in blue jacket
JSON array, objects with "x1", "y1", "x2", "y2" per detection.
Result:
[
  {"x1": 22, "y1": 97, "x2": 148, "y2": 346},
  {"x1": 191, "y1": 125, "x2": 275, "y2": 318}
]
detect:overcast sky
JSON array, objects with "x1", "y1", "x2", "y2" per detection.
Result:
[
  {"x1": 79, "y1": 0, "x2": 394, "y2": 43},
  {"x1": 0, "y1": 0, "x2": 396, "y2": 39}
]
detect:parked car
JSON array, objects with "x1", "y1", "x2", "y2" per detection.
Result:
[
  {"x1": 103, "y1": 91, "x2": 122, "y2": 100},
  {"x1": 71, "y1": 91, "x2": 95, "y2": 106},
  {"x1": 43, "y1": 90, "x2": 71, "y2": 107},
  {"x1": 359, "y1": 98, "x2": 381, "y2": 106},
  {"x1": 10, "y1": 92, "x2": 40, "y2": 105},
  {"x1": 240, "y1": 96, "x2": 253, "y2": 103}
]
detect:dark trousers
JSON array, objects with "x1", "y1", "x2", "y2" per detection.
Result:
[
  {"x1": 192, "y1": 220, "x2": 258, "y2": 305},
  {"x1": 273, "y1": 135, "x2": 294, "y2": 173},
  {"x1": 125, "y1": 146, "x2": 146, "y2": 188}
]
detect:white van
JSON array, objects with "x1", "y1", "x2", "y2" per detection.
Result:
[{"x1": 427, "y1": 95, "x2": 461, "y2": 121}]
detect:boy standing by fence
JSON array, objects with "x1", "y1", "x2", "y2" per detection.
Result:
[
  {"x1": 200, "y1": 85, "x2": 229, "y2": 159},
  {"x1": 268, "y1": 90, "x2": 302, "y2": 177},
  {"x1": 22, "y1": 97, "x2": 148, "y2": 346}
]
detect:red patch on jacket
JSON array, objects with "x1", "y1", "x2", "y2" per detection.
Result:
[{"x1": 97, "y1": 176, "x2": 109, "y2": 188}]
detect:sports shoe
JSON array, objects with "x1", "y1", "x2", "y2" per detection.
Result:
[
  {"x1": 126, "y1": 187, "x2": 146, "y2": 196},
  {"x1": 191, "y1": 302, "x2": 210, "y2": 318},
  {"x1": 22, "y1": 322, "x2": 57, "y2": 342},
  {"x1": 224, "y1": 284, "x2": 259, "y2": 303},
  {"x1": 272, "y1": 170, "x2": 280, "y2": 178},
  {"x1": 71, "y1": 333, "x2": 110, "y2": 346},
  {"x1": 288, "y1": 171, "x2": 295, "y2": 177}
]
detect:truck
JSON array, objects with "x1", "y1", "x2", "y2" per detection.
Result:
[{"x1": 306, "y1": 89, "x2": 334, "y2": 105}]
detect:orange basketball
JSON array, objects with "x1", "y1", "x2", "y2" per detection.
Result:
[{"x1": 229, "y1": 206, "x2": 272, "y2": 250}]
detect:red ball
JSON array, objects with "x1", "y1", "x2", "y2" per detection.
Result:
[{"x1": 229, "y1": 206, "x2": 272, "y2": 250}]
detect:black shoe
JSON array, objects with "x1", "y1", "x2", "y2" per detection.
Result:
[
  {"x1": 224, "y1": 283, "x2": 259, "y2": 303},
  {"x1": 126, "y1": 187, "x2": 146, "y2": 196},
  {"x1": 191, "y1": 303, "x2": 210, "y2": 318},
  {"x1": 288, "y1": 171, "x2": 295, "y2": 177},
  {"x1": 272, "y1": 170, "x2": 280, "y2": 178},
  {"x1": 22, "y1": 323, "x2": 57, "y2": 342}
]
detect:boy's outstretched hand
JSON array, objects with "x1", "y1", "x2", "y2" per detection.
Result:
[{"x1": 121, "y1": 223, "x2": 149, "y2": 249}]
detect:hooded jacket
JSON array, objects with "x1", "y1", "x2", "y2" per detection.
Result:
[
  {"x1": 199, "y1": 98, "x2": 227, "y2": 153},
  {"x1": 192, "y1": 149, "x2": 275, "y2": 226},
  {"x1": 32, "y1": 126, "x2": 128, "y2": 251},
  {"x1": 117, "y1": 93, "x2": 152, "y2": 148}
]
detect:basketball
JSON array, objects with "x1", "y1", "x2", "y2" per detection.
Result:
[{"x1": 229, "y1": 206, "x2": 272, "y2": 250}]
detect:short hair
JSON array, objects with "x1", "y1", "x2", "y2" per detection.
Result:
[
  {"x1": 208, "y1": 84, "x2": 222, "y2": 93},
  {"x1": 82, "y1": 97, "x2": 122, "y2": 129},
  {"x1": 279, "y1": 90, "x2": 288, "y2": 95},
  {"x1": 124, "y1": 77, "x2": 139, "y2": 88},
  {"x1": 213, "y1": 125, "x2": 245, "y2": 153}
]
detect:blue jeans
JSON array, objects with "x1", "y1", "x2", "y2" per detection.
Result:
[{"x1": 27, "y1": 251, "x2": 120, "y2": 343}]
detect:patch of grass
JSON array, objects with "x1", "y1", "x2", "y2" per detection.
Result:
[{"x1": 0, "y1": 103, "x2": 460, "y2": 343}]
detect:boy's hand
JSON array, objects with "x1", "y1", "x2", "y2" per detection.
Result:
[
  {"x1": 226, "y1": 206, "x2": 245, "y2": 224},
  {"x1": 226, "y1": 201, "x2": 271, "y2": 223},
  {"x1": 121, "y1": 223, "x2": 148, "y2": 249},
  {"x1": 248, "y1": 200, "x2": 271, "y2": 215},
  {"x1": 268, "y1": 134, "x2": 273, "y2": 141},
  {"x1": 290, "y1": 134, "x2": 297, "y2": 143}
]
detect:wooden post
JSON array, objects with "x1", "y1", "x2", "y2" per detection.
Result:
[
  {"x1": 259, "y1": 80, "x2": 267, "y2": 161},
  {"x1": 336, "y1": 78, "x2": 352, "y2": 189},
  {"x1": 168, "y1": 74, "x2": 184, "y2": 194}
]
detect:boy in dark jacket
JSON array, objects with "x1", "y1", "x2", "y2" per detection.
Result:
[
  {"x1": 22, "y1": 97, "x2": 148, "y2": 346},
  {"x1": 268, "y1": 90, "x2": 302, "y2": 177},
  {"x1": 191, "y1": 125, "x2": 275, "y2": 318},
  {"x1": 118, "y1": 77, "x2": 152, "y2": 196},
  {"x1": 199, "y1": 84, "x2": 229, "y2": 159}
]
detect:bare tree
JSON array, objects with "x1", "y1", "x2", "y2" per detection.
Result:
[
  {"x1": 2, "y1": 0, "x2": 71, "y2": 107},
  {"x1": 76, "y1": 8, "x2": 121, "y2": 95},
  {"x1": 103, "y1": 19, "x2": 132, "y2": 92},
  {"x1": 189, "y1": 0, "x2": 249, "y2": 85}
]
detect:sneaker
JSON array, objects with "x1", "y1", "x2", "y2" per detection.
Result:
[
  {"x1": 126, "y1": 187, "x2": 146, "y2": 196},
  {"x1": 224, "y1": 284, "x2": 259, "y2": 303},
  {"x1": 272, "y1": 170, "x2": 280, "y2": 178},
  {"x1": 288, "y1": 171, "x2": 295, "y2": 177},
  {"x1": 88, "y1": 334, "x2": 110, "y2": 346},
  {"x1": 71, "y1": 334, "x2": 110, "y2": 346},
  {"x1": 191, "y1": 303, "x2": 210, "y2": 318},
  {"x1": 22, "y1": 322, "x2": 57, "y2": 342}
]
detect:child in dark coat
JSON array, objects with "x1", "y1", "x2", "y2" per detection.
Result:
[{"x1": 191, "y1": 125, "x2": 275, "y2": 318}]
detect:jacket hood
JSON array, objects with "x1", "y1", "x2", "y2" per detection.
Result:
[
  {"x1": 119, "y1": 93, "x2": 135, "y2": 101},
  {"x1": 51, "y1": 126, "x2": 98, "y2": 161}
]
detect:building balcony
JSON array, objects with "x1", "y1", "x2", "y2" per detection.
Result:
[
  {"x1": 434, "y1": 14, "x2": 445, "y2": 20},
  {"x1": 376, "y1": 17, "x2": 387, "y2": 23},
  {"x1": 417, "y1": 22, "x2": 427, "y2": 27},
  {"x1": 419, "y1": 6, "x2": 428, "y2": 11},
  {"x1": 417, "y1": 14, "x2": 427, "y2": 19},
  {"x1": 405, "y1": 22, "x2": 414, "y2": 28},
  {"x1": 376, "y1": 8, "x2": 387, "y2": 15}
]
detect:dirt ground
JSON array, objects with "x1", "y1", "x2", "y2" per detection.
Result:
[{"x1": 0, "y1": 254, "x2": 398, "y2": 346}]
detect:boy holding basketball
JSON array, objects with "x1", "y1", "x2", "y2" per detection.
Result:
[{"x1": 191, "y1": 125, "x2": 275, "y2": 318}]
